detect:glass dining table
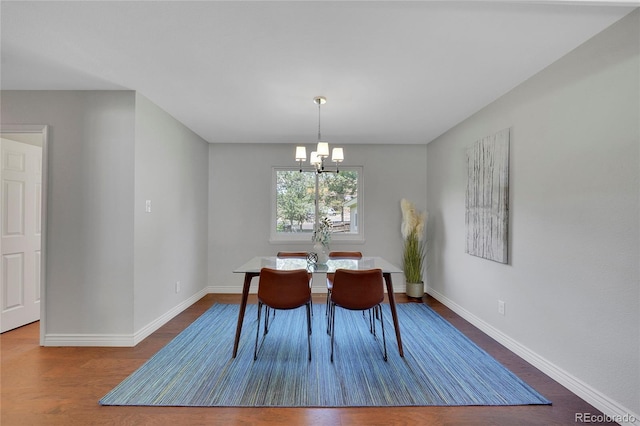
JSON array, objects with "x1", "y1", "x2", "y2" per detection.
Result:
[{"x1": 232, "y1": 256, "x2": 405, "y2": 358}]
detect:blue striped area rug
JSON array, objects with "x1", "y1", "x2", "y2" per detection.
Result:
[{"x1": 99, "y1": 303, "x2": 551, "y2": 407}]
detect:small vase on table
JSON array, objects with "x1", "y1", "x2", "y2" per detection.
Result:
[{"x1": 314, "y1": 242, "x2": 329, "y2": 264}]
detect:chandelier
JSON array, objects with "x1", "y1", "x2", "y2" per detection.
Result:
[{"x1": 295, "y1": 96, "x2": 344, "y2": 173}]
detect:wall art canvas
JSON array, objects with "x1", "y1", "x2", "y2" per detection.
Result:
[{"x1": 465, "y1": 128, "x2": 510, "y2": 263}]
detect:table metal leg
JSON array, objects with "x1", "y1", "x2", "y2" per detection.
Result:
[
  {"x1": 383, "y1": 273, "x2": 404, "y2": 357},
  {"x1": 232, "y1": 272, "x2": 258, "y2": 358}
]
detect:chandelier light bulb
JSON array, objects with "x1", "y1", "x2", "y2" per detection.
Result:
[
  {"x1": 310, "y1": 151, "x2": 321, "y2": 166},
  {"x1": 317, "y1": 142, "x2": 329, "y2": 158},
  {"x1": 332, "y1": 147, "x2": 344, "y2": 163},
  {"x1": 295, "y1": 146, "x2": 307, "y2": 161}
]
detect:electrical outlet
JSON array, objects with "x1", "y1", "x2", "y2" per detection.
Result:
[
  {"x1": 498, "y1": 300, "x2": 505, "y2": 316},
  {"x1": 145, "y1": 200, "x2": 152, "y2": 213},
  {"x1": 176, "y1": 281, "x2": 181, "y2": 293}
]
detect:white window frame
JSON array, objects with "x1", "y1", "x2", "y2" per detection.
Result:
[{"x1": 270, "y1": 166, "x2": 364, "y2": 244}]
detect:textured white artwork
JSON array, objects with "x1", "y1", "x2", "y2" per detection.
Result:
[{"x1": 465, "y1": 128, "x2": 510, "y2": 263}]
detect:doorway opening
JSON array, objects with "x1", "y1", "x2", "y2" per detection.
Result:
[{"x1": 1, "y1": 125, "x2": 48, "y2": 345}]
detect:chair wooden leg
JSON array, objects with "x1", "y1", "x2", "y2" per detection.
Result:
[
  {"x1": 327, "y1": 297, "x2": 333, "y2": 335},
  {"x1": 371, "y1": 308, "x2": 377, "y2": 337},
  {"x1": 365, "y1": 309, "x2": 377, "y2": 334},
  {"x1": 330, "y1": 303, "x2": 336, "y2": 362},
  {"x1": 254, "y1": 302, "x2": 263, "y2": 360},
  {"x1": 330, "y1": 299, "x2": 336, "y2": 335},
  {"x1": 266, "y1": 306, "x2": 275, "y2": 327},
  {"x1": 378, "y1": 305, "x2": 387, "y2": 362},
  {"x1": 306, "y1": 303, "x2": 312, "y2": 361},
  {"x1": 325, "y1": 290, "x2": 331, "y2": 316}
]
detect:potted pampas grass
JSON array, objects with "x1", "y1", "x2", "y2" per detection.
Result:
[{"x1": 401, "y1": 199, "x2": 427, "y2": 298}]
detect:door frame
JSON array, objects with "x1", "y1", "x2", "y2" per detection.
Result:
[{"x1": 1, "y1": 124, "x2": 48, "y2": 344}]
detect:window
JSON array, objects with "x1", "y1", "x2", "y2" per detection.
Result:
[{"x1": 271, "y1": 167, "x2": 363, "y2": 243}]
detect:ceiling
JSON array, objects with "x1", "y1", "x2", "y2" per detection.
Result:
[{"x1": 1, "y1": 1, "x2": 635, "y2": 145}]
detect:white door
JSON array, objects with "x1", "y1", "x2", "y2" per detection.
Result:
[{"x1": 1, "y1": 137, "x2": 42, "y2": 332}]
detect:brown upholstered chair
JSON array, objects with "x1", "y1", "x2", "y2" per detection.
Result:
[
  {"x1": 325, "y1": 251, "x2": 363, "y2": 322},
  {"x1": 276, "y1": 251, "x2": 314, "y2": 315},
  {"x1": 327, "y1": 251, "x2": 363, "y2": 259},
  {"x1": 276, "y1": 251, "x2": 309, "y2": 258},
  {"x1": 254, "y1": 268, "x2": 312, "y2": 361},
  {"x1": 329, "y1": 268, "x2": 387, "y2": 362}
]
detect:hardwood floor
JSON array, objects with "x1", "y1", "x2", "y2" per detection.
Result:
[{"x1": 1, "y1": 294, "x2": 612, "y2": 425}]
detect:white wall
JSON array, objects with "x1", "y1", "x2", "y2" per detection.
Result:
[
  {"x1": 133, "y1": 93, "x2": 209, "y2": 333},
  {"x1": 208, "y1": 143, "x2": 427, "y2": 292},
  {"x1": 1, "y1": 90, "x2": 210, "y2": 345},
  {"x1": 426, "y1": 10, "x2": 639, "y2": 420},
  {"x1": 1, "y1": 91, "x2": 136, "y2": 337}
]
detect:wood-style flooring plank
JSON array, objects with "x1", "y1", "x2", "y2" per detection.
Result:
[{"x1": 1, "y1": 294, "x2": 613, "y2": 425}]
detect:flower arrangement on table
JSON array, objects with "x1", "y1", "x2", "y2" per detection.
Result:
[
  {"x1": 312, "y1": 216, "x2": 333, "y2": 250},
  {"x1": 401, "y1": 199, "x2": 427, "y2": 284}
]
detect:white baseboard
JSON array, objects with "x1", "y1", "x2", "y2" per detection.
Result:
[
  {"x1": 132, "y1": 288, "x2": 209, "y2": 345},
  {"x1": 43, "y1": 288, "x2": 209, "y2": 347},
  {"x1": 43, "y1": 333, "x2": 135, "y2": 347},
  {"x1": 427, "y1": 287, "x2": 640, "y2": 426},
  {"x1": 210, "y1": 285, "x2": 253, "y2": 294}
]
